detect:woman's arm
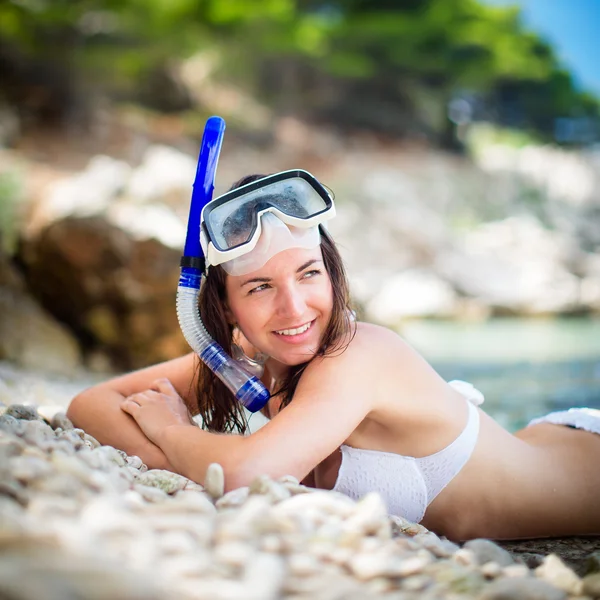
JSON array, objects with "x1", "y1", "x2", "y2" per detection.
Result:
[
  {"x1": 123, "y1": 332, "x2": 375, "y2": 490},
  {"x1": 67, "y1": 353, "x2": 199, "y2": 470}
]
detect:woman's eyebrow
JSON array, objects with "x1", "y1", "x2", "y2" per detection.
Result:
[
  {"x1": 297, "y1": 259, "x2": 320, "y2": 272},
  {"x1": 240, "y1": 259, "x2": 322, "y2": 287},
  {"x1": 240, "y1": 276, "x2": 271, "y2": 287}
]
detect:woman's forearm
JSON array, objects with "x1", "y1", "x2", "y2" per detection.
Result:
[
  {"x1": 67, "y1": 389, "x2": 174, "y2": 471},
  {"x1": 156, "y1": 424, "x2": 247, "y2": 489}
]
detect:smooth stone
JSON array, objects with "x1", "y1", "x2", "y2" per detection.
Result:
[
  {"x1": 182, "y1": 480, "x2": 204, "y2": 493},
  {"x1": 93, "y1": 445, "x2": 127, "y2": 468},
  {"x1": 241, "y1": 553, "x2": 286, "y2": 600},
  {"x1": 504, "y1": 564, "x2": 534, "y2": 578},
  {"x1": 0, "y1": 435, "x2": 26, "y2": 461},
  {"x1": 536, "y1": 554, "x2": 583, "y2": 595},
  {"x1": 126, "y1": 455, "x2": 145, "y2": 470},
  {"x1": 31, "y1": 473, "x2": 89, "y2": 498},
  {"x1": 157, "y1": 531, "x2": 197, "y2": 556},
  {"x1": 465, "y1": 538, "x2": 515, "y2": 567},
  {"x1": 586, "y1": 552, "x2": 600, "y2": 575},
  {"x1": 277, "y1": 475, "x2": 299, "y2": 485},
  {"x1": 9, "y1": 455, "x2": 53, "y2": 483},
  {"x1": 36, "y1": 405, "x2": 65, "y2": 423},
  {"x1": 214, "y1": 541, "x2": 253, "y2": 568},
  {"x1": 582, "y1": 573, "x2": 600, "y2": 597},
  {"x1": 133, "y1": 484, "x2": 168, "y2": 503},
  {"x1": 5, "y1": 404, "x2": 39, "y2": 420},
  {"x1": 287, "y1": 552, "x2": 322, "y2": 576},
  {"x1": 82, "y1": 433, "x2": 101, "y2": 449},
  {"x1": 135, "y1": 469, "x2": 188, "y2": 494},
  {"x1": 453, "y1": 548, "x2": 478, "y2": 567},
  {"x1": 204, "y1": 463, "x2": 225, "y2": 499},
  {"x1": 56, "y1": 429, "x2": 85, "y2": 450},
  {"x1": 0, "y1": 477, "x2": 29, "y2": 505},
  {"x1": 480, "y1": 577, "x2": 567, "y2": 600},
  {"x1": 481, "y1": 561, "x2": 504, "y2": 578},
  {"x1": 21, "y1": 419, "x2": 56, "y2": 450},
  {"x1": 50, "y1": 412, "x2": 74, "y2": 431},
  {"x1": 215, "y1": 486, "x2": 250, "y2": 510},
  {"x1": 0, "y1": 414, "x2": 25, "y2": 435}
]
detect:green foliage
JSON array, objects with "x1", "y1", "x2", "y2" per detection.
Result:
[
  {"x1": 0, "y1": 0, "x2": 597, "y2": 141},
  {"x1": 0, "y1": 170, "x2": 22, "y2": 255}
]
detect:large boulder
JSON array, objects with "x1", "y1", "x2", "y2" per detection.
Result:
[
  {"x1": 17, "y1": 152, "x2": 193, "y2": 370},
  {"x1": 18, "y1": 214, "x2": 188, "y2": 370},
  {"x1": 0, "y1": 248, "x2": 81, "y2": 375}
]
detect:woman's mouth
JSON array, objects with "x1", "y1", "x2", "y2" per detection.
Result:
[{"x1": 274, "y1": 320, "x2": 314, "y2": 338}]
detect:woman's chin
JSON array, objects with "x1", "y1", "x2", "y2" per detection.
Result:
[{"x1": 268, "y1": 347, "x2": 318, "y2": 368}]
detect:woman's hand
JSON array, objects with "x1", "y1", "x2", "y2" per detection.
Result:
[{"x1": 121, "y1": 378, "x2": 195, "y2": 446}]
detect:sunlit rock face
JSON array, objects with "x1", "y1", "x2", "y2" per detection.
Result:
[
  {"x1": 16, "y1": 151, "x2": 191, "y2": 371},
  {"x1": 0, "y1": 247, "x2": 80, "y2": 375},
  {"x1": 18, "y1": 214, "x2": 187, "y2": 371},
  {"x1": 8, "y1": 141, "x2": 600, "y2": 366}
]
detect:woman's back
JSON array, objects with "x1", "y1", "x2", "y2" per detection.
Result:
[{"x1": 300, "y1": 322, "x2": 600, "y2": 540}]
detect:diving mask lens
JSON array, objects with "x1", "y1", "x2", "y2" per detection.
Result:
[{"x1": 200, "y1": 170, "x2": 335, "y2": 269}]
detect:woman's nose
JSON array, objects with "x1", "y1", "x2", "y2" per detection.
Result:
[{"x1": 277, "y1": 285, "x2": 307, "y2": 319}]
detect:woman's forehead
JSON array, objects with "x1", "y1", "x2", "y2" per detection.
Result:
[{"x1": 229, "y1": 245, "x2": 324, "y2": 283}]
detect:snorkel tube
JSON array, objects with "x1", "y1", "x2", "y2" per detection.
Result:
[{"x1": 177, "y1": 116, "x2": 270, "y2": 413}]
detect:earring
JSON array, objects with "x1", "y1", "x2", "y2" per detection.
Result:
[{"x1": 231, "y1": 327, "x2": 268, "y2": 378}]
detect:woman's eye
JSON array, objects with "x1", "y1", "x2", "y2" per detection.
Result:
[
  {"x1": 302, "y1": 269, "x2": 322, "y2": 279},
  {"x1": 248, "y1": 284, "x2": 269, "y2": 295}
]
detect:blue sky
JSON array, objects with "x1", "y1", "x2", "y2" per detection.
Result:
[{"x1": 481, "y1": 0, "x2": 600, "y2": 96}]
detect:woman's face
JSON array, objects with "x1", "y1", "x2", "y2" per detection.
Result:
[{"x1": 224, "y1": 245, "x2": 334, "y2": 369}]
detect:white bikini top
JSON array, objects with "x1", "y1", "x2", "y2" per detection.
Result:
[{"x1": 332, "y1": 381, "x2": 483, "y2": 523}]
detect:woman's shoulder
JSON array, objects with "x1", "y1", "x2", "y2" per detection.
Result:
[
  {"x1": 350, "y1": 321, "x2": 413, "y2": 355},
  {"x1": 307, "y1": 321, "x2": 410, "y2": 377}
]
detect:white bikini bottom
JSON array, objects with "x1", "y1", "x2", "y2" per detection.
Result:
[{"x1": 528, "y1": 407, "x2": 600, "y2": 434}]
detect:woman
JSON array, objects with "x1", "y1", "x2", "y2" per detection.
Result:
[{"x1": 68, "y1": 170, "x2": 600, "y2": 542}]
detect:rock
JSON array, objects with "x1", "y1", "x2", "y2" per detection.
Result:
[
  {"x1": 480, "y1": 577, "x2": 567, "y2": 600},
  {"x1": 5, "y1": 404, "x2": 39, "y2": 421},
  {"x1": 536, "y1": 554, "x2": 583, "y2": 595},
  {"x1": 204, "y1": 463, "x2": 225, "y2": 499},
  {"x1": 216, "y1": 486, "x2": 250, "y2": 510},
  {"x1": 365, "y1": 269, "x2": 458, "y2": 324},
  {"x1": 126, "y1": 145, "x2": 196, "y2": 204},
  {"x1": 586, "y1": 552, "x2": 600, "y2": 575},
  {"x1": 498, "y1": 538, "x2": 600, "y2": 576},
  {"x1": 134, "y1": 470, "x2": 188, "y2": 494},
  {"x1": 582, "y1": 573, "x2": 600, "y2": 597},
  {"x1": 18, "y1": 214, "x2": 187, "y2": 370},
  {"x1": 0, "y1": 250, "x2": 81, "y2": 375},
  {"x1": 436, "y1": 216, "x2": 582, "y2": 315},
  {"x1": 465, "y1": 538, "x2": 515, "y2": 567},
  {"x1": 133, "y1": 484, "x2": 168, "y2": 503}
]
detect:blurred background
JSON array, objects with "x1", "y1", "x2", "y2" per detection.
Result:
[{"x1": 0, "y1": 0, "x2": 599, "y2": 429}]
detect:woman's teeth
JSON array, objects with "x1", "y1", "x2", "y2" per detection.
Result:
[{"x1": 276, "y1": 322, "x2": 312, "y2": 336}]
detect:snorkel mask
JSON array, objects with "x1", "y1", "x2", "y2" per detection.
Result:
[
  {"x1": 201, "y1": 169, "x2": 335, "y2": 275},
  {"x1": 177, "y1": 117, "x2": 335, "y2": 413}
]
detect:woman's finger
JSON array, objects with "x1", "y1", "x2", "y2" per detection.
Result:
[
  {"x1": 121, "y1": 398, "x2": 141, "y2": 415},
  {"x1": 151, "y1": 378, "x2": 178, "y2": 395}
]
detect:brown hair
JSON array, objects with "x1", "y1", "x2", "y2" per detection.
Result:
[{"x1": 192, "y1": 175, "x2": 356, "y2": 433}]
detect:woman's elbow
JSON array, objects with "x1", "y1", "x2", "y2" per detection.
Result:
[{"x1": 66, "y1": 390, "x2": 90, "y2": 426}]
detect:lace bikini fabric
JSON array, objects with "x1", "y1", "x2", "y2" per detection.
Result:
[
  {"x1": 333, "y1": 392, "x2": 480, "y2": 524},
  {"x1": 528, "y1": 407, "x2": 600, "y2": 434}
]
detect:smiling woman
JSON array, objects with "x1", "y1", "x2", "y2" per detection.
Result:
[{"x1": 67, "y1": 170, "x2": 600, "y2": 542}]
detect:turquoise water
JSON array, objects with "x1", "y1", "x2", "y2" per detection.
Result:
[{"x1": 399, "y1": 317, "x2": 600, "y2": 431}]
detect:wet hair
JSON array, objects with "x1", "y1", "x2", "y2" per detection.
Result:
[{"x1": 192, "y1": 174, "x2": 356, "y2": 434}]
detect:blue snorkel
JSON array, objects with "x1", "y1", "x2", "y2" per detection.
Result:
[{"x1": 177, "y1": 116, "x2": 270, "y2": 413}]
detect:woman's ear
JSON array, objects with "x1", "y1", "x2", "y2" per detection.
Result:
[{"x1": 223, "y1": 304, "x2": 236, "y2": 326}]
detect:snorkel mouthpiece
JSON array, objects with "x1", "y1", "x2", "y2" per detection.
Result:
[{"x1": 177, "y1": 116, "x2": 270, "y2": 413}]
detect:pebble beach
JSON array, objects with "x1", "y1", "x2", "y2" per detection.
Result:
[{"x1": 1, "y1": 362, "x2": 599, "y2": 600}]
